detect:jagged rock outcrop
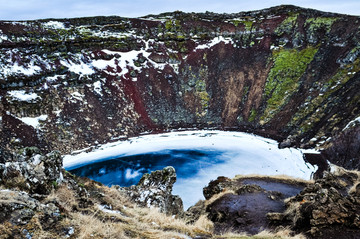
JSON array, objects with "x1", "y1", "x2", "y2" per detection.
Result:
[
  {"x1": 0, "y1": 149, "x2": 65, "y2": 237},
  {"x1": 0, "y1": 147, "x2": 63, "y2": 194},
  {"x1": 122, "y1": 166, "x2": 183, "y2": 215},
  {"x1": 193, "y1": 171, "x2": 360, "y2": 238},
  {"x1": 0, "y1": 190, "x2": 60, "y2": 227},
  {"x1": 0, "y1": 5, "x2": 359, "y2": 169},
  {"x1": 268, "y1": 168, "x2": 360, "y2": 238}
]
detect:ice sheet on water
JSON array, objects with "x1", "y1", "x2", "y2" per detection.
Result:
[{"x1": 64, "y1": 130, "x2": 318, "y2": 209}]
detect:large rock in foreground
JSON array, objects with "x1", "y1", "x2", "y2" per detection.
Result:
[
  {"x1": 0, "y1": 147, "x2": 63, "y2": 195},
  {"x1": 122, "y1": 166, "x2": 183, "y2": 215},
  {"x1": 268, "y1": 168, "x2": 360, "y2": 238}
]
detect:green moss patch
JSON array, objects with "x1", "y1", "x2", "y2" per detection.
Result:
[
  {"x1": 261, "y1": 46, "x2": 318, "y2": 124},
  {"x1": 305, "y1": 17, "x2": 338, "y2": 33},
  {"x1": 291, "y1": 57, "x2": 360, "y2": 134},
  {"x1": 274, "y1": 14, "x2": 298, "y2": 36}
]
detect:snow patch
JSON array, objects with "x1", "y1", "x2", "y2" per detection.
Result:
[
  {"x1": 32, "y1": 155, "x2": 42, "y2": 166},
  {"x1": 97, "y1": 205, "x2": 123, "y2": 215},
  {"x1": 8, "y1": 90, "x2": 40, "y2": 102},
  {"x1": 60, "y1": 59, "x2": 95, "y2": 75},
  {"x1": 43, "y1": 21, "x2": 65, "y2": 29},
  {"x1": 19, "y1": 115, "x2": 48, "y2": 129},
  {"x1": 93, "y1": 81, "x2": 103, "y2": 96},
  {"x1": 92, "y1": 49, "x2": 151, "y2": 77},
  {"x1": 195, "y1": 36, "x2": 234, "y2": 50},
  {"x1": 0, "y1": 30, "x2": 9, "y2": 42},
  {"x1": 1, "y1": 61, "x2": 42, "y2": 77},
  {"x1": 70, "y1": 92, "x2": 85, "y2": 101},
  {"x1": 343, "y1": 116, "x2": 360, "y2": 130}
]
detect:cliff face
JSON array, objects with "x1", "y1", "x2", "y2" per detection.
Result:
[{"x1": 0, "y1": 5, "x2": 359, "y2": 166}]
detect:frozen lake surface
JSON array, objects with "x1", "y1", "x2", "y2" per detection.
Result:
[{"x1": 64, "y1": 130, "x2": 317, "y2": 209}]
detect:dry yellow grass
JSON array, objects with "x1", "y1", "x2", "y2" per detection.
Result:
[
  {"x1": 70, "y1": 211, "x2": 127, "y2": 239},
  {"x1": 233, "y1": 174, "x2": 314, "y2": 185},
  {"x1": 218, "y1": 228, "x2": 306, "y2": 239},
  {"x1": 48, "y1": 184, "x2": 77, "y2": 211},
  {"x1": 331, "y1": 164, "x2": 360, "y2": 178},
  {"x1": 194, "y1": 215, "x2": 214, "y2": 232},
  {"x1": 348, "y1": 181, "x2": 360, "y2": 194},
  {"x1": 1, "y1": 172, "x2": 314, "y2": 239},
  {"x1": 204, "y1": 189, "x2": 237, "y2": 207},
  {"x1": 48, "y1": 182, "x2": 213, "y2": 239}
]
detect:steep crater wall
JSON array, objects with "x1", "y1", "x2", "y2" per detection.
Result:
[{"x1": 0, "y1": 5, "x2": 359, "y2": 168}]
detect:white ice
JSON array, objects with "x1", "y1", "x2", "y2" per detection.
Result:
[{"x1": 64, "y1": 130, "x2": 318, "y2": 209}]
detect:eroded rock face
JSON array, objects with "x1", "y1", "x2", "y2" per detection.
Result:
[
  {"x1": 0, "y1": 189, "x2": 61, "y2": 228},
  {"x1": 0, "y1": 5, "x2": 359, "y2": 170},
  {"x1": 323, "y1": 121, "x2": 360, "y2": 170},
  {"x1": 0, "y1": 147, "x2": 63, "y2": 194},
  {"x1": 0, "y1": 190, "x2": 40, "y2": 226},
  {"x1": 122, "y1": 166, "x2": 183, "y2": 215}
]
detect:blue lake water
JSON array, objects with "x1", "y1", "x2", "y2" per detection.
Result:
[
  {"x1": 69, "y1": 149, "x2": 225, "y2": 190},
  {"x1": 65, "y1": 131, "x2": 316, "y2": 209}
]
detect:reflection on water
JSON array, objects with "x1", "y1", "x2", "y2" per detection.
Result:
[{"x1": 70, "y1": 149, "x2": 225, "y2": 203}]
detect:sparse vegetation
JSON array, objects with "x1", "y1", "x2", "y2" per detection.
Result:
[{"x1": 261, "y1": 46, "x2": 318, "y2": 124}]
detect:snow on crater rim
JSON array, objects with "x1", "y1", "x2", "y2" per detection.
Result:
[
  {"x1": 42, "y1": 21, "x2": 65, "y2": 29},
  {"x1": 1, "y1": 61, "x2": 42, "y2": 77},
  {"x1": 60, "y1": 59, "x2": 95, "y2": 75}
]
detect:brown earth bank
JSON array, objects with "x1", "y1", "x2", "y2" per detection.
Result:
[{"x1": 0, "y1": 5, "x2": 359, "y2": 170}]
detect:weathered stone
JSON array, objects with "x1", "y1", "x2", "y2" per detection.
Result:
[
  {"x1": 122, "y1": 166, "x2": 183, "y2": 215},
  {"x1": 203, "y1": 176, "x2": 232, "y2": 200},
  {"x1": 0, "y1": 190, "x2": 40, "y2": 225},
  {"x1": 312, "y1": 209, "x2": 327, "y2": 220},
  {"x1": 204, "y1": 176, "x2": 306, "y2": 235},
  {"x1": 267, "y1": 170, "x2": 360, "y2": 238},
  {"x1": 267, "y1": 212, "x2": 285, "y2": 222},
  {"x1": 0, "y1": 148, "x2": 63, "y2": 195}
]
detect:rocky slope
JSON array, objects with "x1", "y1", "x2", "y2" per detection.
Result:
[
  {"x1": 2, "y1": 148, "x2": 359, "y2": 238},
  {"x1": 1, "y1": 148, "x2": 309, "y2": 238},
  {"x1": 195, "y1": 168, "x2": 360, "y2": 238},
  {"x1": 0, "y1": 5, "x2": 359, "y2": 169}
]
